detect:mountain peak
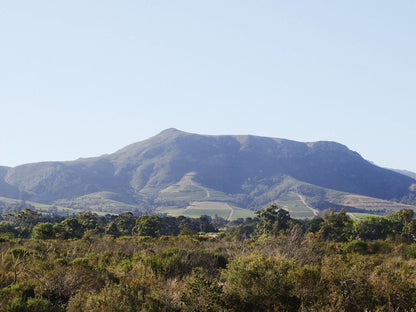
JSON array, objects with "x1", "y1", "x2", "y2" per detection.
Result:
[
  {"x1": 150, "y1": 128, "x2": 189, "y2": 141},
  {"x1": 158, "y1": 128, "x2": 186, "y2": 135}
]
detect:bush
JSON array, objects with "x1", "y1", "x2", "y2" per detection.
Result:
[
  {"x1": 404, "y1": 243, "x2": 416, "y2": 259},
  {"x1": 26, "y1": 298, "x2": 65, "y2": 312},
  {"x1": 342, "y1": 240, "x2": 368, "y2": 254}
]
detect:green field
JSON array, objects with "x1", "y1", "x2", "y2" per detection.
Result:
[
  {"x1": 0, "y1": 196, "x2": 80, "y2": 216},
  {"x1": 158, "y1": 192, "x2": 207, "y2": 201},
  {"x1": 347, "y1": 212, "x2": 383, "y2": 220},
  {"x1": 0, "y1": 196, "x2": 113, "y2": 216},
  {"x1": 53, "y1": 192, "x2": 141, "y2": 214},
  {"x1": 29, "y1": 202, "x2": 112, "y2": 216},
  {"x1": 328, "y1": 193, "x2": 416, "y2": 213},
  {"x1": 276, "y1": 192, "x2": 315, "y2": 218},
  {"x1": 158, "y1": 184, "x2": 233, "y2": 202},
  {"x1": 161, "y1": 201, "x2": 254, "y2": 221}
]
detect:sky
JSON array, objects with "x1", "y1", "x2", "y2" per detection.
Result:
[{"x1": 0, "y1": 1, "x2": 415, "y2": 171}]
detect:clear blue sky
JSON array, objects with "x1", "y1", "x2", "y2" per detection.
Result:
[{"x1": 1, "y1": 1, "x2": 415, "y2": 172}]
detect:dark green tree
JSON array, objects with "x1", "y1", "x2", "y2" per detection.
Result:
[
  {"x1": 114, "y1": 212, "x2": 136, "y2": 236},
  {"x1": 254, "y1": 204, "x2": 291, "y2": 236},
  {"x1": 319, "y1": 208, "x2": 353, "y2": 242},
  {"x1": 353, "y1": 216, "x2": 389, "y2": 240},
  {"x1": 305, "y1": 217, "x2": 324, "y2": 233},
  {"x1": 60, "y1": 217, "x2": 84, "y2": 238},
  {"x1": 0, "y1": 221, "x2": 17, "y2": 236},
  {"x1": 32, "y1": 222, "x2": 55, "y2": 239},
  {"x1": 77, "y1": 212, "x2": 99, "y2": 231},
  {"x1": 133, "y1": 215, "x2": 162, "y2": 237},
  {"x1": 105, "y1": 221, "x2": 120, "y2": 236},
  {"x1": 199, "y1": 215, "x2": 215, "y2": 233},
  {"x1": 386, "y1": 209, "x2": 416, "y2": 241}
]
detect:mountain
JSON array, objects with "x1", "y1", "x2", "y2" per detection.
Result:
[{"x1": 1, "y1": 129, "x2": 415, "y2": 217}]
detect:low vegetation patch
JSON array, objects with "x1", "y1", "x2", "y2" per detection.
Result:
[{"x1": 0, "y1": 206, "x2": 415, "y2": 311}]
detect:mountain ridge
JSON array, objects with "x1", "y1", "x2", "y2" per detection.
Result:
[
  {"x1": 391, "y1": 169, "x2": 416, "y2": 180},
  {"x1": 0, "y1": 129, "x2": 415, "y2": 216}
]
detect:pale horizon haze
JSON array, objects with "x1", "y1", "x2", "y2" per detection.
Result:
[{"x1": 1, "y1": 1, "x2": 415, "y2": 172}]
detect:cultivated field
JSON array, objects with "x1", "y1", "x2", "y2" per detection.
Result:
[
  {"x1": 161, "y1": 201, "x2": 254, "y2": 221},
  {"x1": 276, "y1": 192, "x2": 316, "y2": 218}
]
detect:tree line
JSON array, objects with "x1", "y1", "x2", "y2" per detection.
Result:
[
  {"x1": 0, "y1": 209, "x2": 221, "y2": 240},
  {"x1": 1, "y1": 206, "x2": 415, "y2": 243}
]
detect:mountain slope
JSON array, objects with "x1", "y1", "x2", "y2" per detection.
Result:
[
  {"x1": 0, "y1": 128, "x2": 415, "y2": 216},
  {"x1": 392, "y1": 169, "x2": 416, "y2": 180}
]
